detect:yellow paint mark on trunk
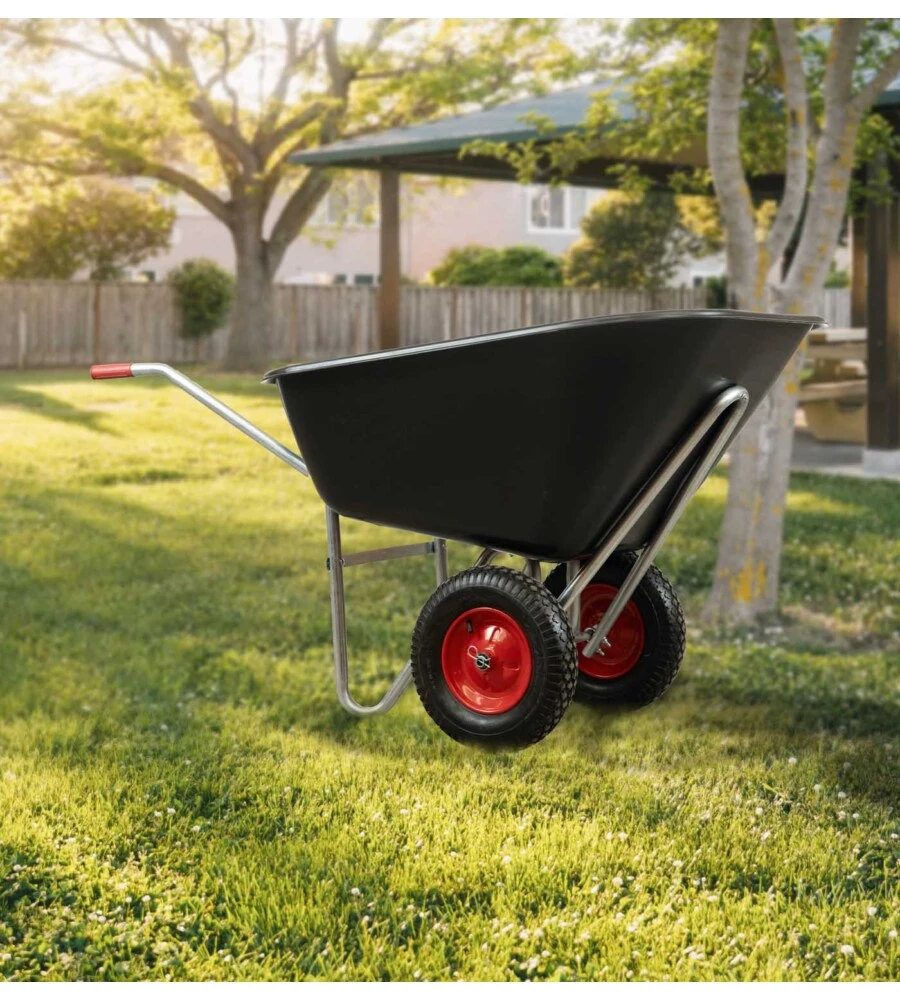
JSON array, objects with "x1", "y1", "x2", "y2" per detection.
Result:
[{"x1": 728, "y1": 559, "x2": 768, "y2": 603}]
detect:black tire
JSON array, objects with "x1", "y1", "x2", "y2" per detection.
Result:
[
  {"x1": 411, "y1": 566, "x2": 578, "y2": 746},
  {"x1": 544, "y1": 554, "x2": 685, "y2": 706}
]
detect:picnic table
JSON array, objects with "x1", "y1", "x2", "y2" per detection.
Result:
[{"x1": 800, "y1": 327, "x2": 868, "y2": 443}]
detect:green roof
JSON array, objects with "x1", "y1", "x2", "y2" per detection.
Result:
[
  {"x1": 295, "y1": 75, "x2": 900, "y2": 190},
  {"x1": 874, "y1": 77, "x2": 900, "y2": 109},
  {"x1": 295, "y1": 84, "x2": 621, "y2": 168}
]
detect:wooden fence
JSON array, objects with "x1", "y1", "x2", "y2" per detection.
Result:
[
  {"x1": 0, "y1": 280, "x2": 852, "y2": 370},
  {"x1": 0, "y1": 282, "x2": 706, "y2": 369}
]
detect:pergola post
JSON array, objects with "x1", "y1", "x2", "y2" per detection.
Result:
[
  {"x1": 378, "y1": 167, "x2": 401, "y2": 351},
  {"x1": 864, "y1": 169, "x2": 900, "y2": 474},
  {"x1": 850, "y1": 212, "x2": 866, "y2": 328}
]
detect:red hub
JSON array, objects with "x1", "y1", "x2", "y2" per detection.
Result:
[
  {"x1": 576, "y1": 584, "x2": 645, "y2": 679},
  {"x1": 441, "y1": 607, "x2": 533, "y2": 714}
]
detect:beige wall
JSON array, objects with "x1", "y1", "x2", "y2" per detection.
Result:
[{"x1": 138, "y1": 176, "x2": 727, "y2": 287}]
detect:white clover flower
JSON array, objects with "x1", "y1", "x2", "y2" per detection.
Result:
[
  {"x1": 761, "y1": 830, "x2": 771, "y2": 841},
  {"x1": 612, "y1": 876, "x2": 624, "y2": 888},
  {"x1": 501, "y1": 855, "x2": 512, "y2": 864},
  {"x1": 868, "y1": 906, "x2": 878, "y2": 917},
  {"x1": 787, "y1": 757, "x2": 798, "y2": 765},
  {"x1": 840, "y1": 944, "x2": 855, "y2": 957},
  {"x1": 350, "y1": 887, "x2": 361, "y2": 897}
]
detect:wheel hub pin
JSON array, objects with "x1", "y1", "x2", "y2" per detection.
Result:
[{"x1": 467, "y1": 645, "x2": 492, "y2": 671}]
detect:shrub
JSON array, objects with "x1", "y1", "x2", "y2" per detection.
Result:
[
  {"x1": 168, "y1": 259, "x2": 235, "y2": 341},
  {"x1": 563, "y1": 192, "x2": 703, "y2": 291},
  {"x1": 429, "y1": 244, "x2": 562, "y2": 287}
]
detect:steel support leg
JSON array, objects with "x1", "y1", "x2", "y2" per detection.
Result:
[{"x1": 559, "y1": 384, "x2": 750, "y2": 657}]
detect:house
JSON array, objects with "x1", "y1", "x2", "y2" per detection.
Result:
[{"x1": 135, "y1": 175, "x2": 727, "y2": 288}]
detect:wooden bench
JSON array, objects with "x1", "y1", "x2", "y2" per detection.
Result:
[{"x1": 800, "y1": 328, "x2": 868, "y2": 444}]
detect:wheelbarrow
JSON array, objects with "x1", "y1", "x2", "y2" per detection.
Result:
[{"x1": 90, "y1": 309, "x2": 821, "y2": 746}]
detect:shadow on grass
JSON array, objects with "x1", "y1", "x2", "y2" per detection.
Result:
[{"x1": 0, "y1": 383, "x2": 114, "y2": 433}]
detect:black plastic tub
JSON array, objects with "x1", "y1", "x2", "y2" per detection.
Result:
[{"x1": 264, "y1": 310, "x2": 820, "y2": 561}]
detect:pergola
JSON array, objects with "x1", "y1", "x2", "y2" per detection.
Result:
[{"x1": 295, "y1": 82, "x2": 900, "y2": 467}]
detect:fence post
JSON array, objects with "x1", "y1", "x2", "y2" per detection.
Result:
[
  {"x1": 17, "y1": 309, "x2": 27, "y2": 369},
  {"x1": 91, "y1": 283, "x2": 102, "y2": 363}
]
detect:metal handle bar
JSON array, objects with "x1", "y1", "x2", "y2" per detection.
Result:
[{"x1": 90, "y1": 362, "x2": 309, "y2": 477}]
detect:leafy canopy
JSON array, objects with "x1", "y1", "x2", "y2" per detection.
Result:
[
  {"x1": 0, "y1": 19, "x2": 583, "y2": 268},
  {"x1": 0, "y1": 178, "x2": 174, "y2": 280}
]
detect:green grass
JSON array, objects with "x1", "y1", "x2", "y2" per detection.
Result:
[{"x1": 1, "y1": 369, "x2": 898, "y2": 982}]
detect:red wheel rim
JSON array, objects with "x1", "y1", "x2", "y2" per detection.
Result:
[
  {"x1": 576, "y1": 584, "x2": 645, "y2": 679},
  {"x1": 441, "y1": 607, "x2": 533, "y2": 715}
]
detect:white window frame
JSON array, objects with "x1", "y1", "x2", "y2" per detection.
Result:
[
  {"x1": 526, "y1": 185, "x2": 586, "y2": 235},
  {"x1": 312, "y1": 179, "x2": 379, "y2": 229}
]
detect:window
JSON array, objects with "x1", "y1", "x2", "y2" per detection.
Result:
[
  {"x1": 527, "y1": 185, "x2": 601, "y2": 233},
  {"x1": 314, "y1": 177, "x2": 378, "y2": 228},
  {"x1": 353, "y1": 274, "x2": 375, "y2": 286},
  {"x1": 529, "y1": 186, "x2": 566, "y2": 230}
]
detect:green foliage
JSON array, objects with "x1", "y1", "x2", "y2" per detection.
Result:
[
  {"x1": 705, "y1": 274, "x2": 729, "y2": 308},
  {"x1": 168, "y1": 259, "x2": 235, "y2": 341},
  {"x1": 0, "y1": 371, "x2": 898, "y2": 981},
  {"x1": 825, "y1": 263, "x2": 850, "y2": 289},
  {"x1": 429, "y1": 244, "x2": 563, "y2": 287},
  {"x1": 0, "y1": 179, "x2": 174, "y2": 280},
  {"x1": 563, "y1": 192, "x2": 704, "y2": 290}
]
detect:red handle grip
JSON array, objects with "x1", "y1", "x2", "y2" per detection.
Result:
[{"x1": 90, "y1": 363, "x2": 133, "y2": 380}]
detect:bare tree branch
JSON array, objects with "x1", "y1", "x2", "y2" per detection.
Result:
[
  {"x1": 136, "y1": 19, "x2": 258, "y2": 177},
  {"x1": 142, "y1": 163, "x2": 232, "y2": 225},
  {"x1": 763, "y1": 19, "x2": 809, "y2": 272},
  {"x1": 852, "y1": 42, "x2": 900, "y2": 114},
  {"x1": 267, "y1": 167, "x2": 332, "y2": 272},
  {"x1": 3, "y1": 22, "x2": 146, "y2": 74},
  {"x1": 259, "y1": 100, "x2": 328, "y2": 163}
]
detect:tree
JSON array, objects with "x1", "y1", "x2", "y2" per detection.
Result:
[
  {"x1": 0, "y1": 18, "x2": 573, "y2": 368},
  {"x1": 0, "y1": 178, "x2": 173, "y2": 279},
  {"x1": 563, "y1": 191, "x2": 703, "y2": 290},
  {"x1": 700, "y1": 19, "x2": 900, "y2": 623},
  {"x1": 556, "y1": 19, "x2": 900, "y2": 624},
  {"x1": 429, "y1": 244, "x2": 562, "y2": 286},
  {"x1": 473, "y1": 19, "x2": 900, "y2": 623}
]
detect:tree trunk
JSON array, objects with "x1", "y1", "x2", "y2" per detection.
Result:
[
  {"x1": 225, "y1": 226, "x2": 274, "y2": 371},
  {"x1": 701, "y1": 345, "x2": 804, "y2": 624}
]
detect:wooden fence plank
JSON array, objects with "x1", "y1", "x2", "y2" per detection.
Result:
[{"x1": 0, "y1": 279, "x2": 724, "y2": 369}]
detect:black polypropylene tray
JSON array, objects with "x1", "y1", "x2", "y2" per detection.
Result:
[{"x1": 265, "y1": 310, "x2": 819, "y2": 560}]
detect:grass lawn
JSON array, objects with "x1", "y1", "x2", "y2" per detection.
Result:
[{"x1": 1, "y1": 369, "x2": 898, "y2": 982}]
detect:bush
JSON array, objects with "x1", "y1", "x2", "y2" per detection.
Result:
[
  {"x1": 705, "y1": 274, "x2": 728, "y2": 308},
  {"x1": 429, "y1": 244, "x2": 562, "y2": 287},
  {"x1": 824, "y1": 263, "x2": 850, "y2": 289},
  {"x1": 563, "y1": 192, "x2": 703, "y2": 291},
  {"x1": 168, "y1": 259, "x2": 235, "y2": 341}
]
